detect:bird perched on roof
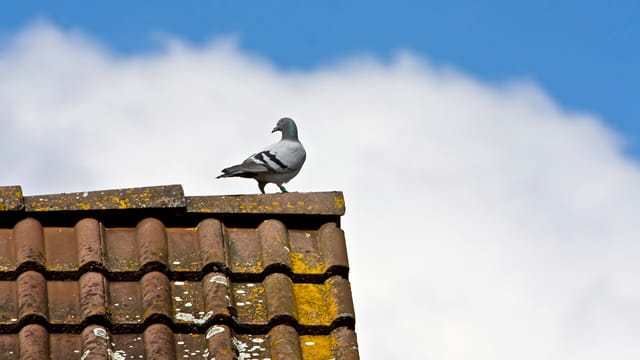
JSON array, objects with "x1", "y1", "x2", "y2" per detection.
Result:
[{"x1": 217, "y1": 117, "x2": 306, "y2": 194}]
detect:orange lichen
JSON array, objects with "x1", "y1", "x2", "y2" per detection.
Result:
[
  {"x1": 232, "y1": 283, "x2": 267, "y2": 324},
  {"x1": 299, "y1": 335, "x2": 336, "y2": 360},
  {"x1": 334, "y1": 195, "x2": 345, "y2": 210},
  {"x1": 293, "y1": 284, "x2": 334, "y2": 326},
  {"x1": 289, "y1": 252, "x2": 326, "y2": 275}
]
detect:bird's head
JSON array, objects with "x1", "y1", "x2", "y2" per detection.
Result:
[{"x1": 272, "y1": 117, "x2": 299, "y2": 140}]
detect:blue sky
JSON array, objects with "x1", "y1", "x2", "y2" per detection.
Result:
[
  {"x1": 2, "y1": 0, "x2": 639, "y2": 154},
  {"x1": 2, "y1": 3, "x2": 640, "y2": 358}
]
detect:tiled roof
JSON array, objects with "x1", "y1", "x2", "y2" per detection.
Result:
[{"x1": 0, "y1": 185, "x2": 358, "y2": 360}]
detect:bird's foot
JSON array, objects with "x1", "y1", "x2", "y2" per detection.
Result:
[{"x1": 278, "y1": 185, "x2": 288, "y2": 193}]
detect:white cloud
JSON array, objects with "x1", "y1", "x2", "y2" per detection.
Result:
[{"x1": 1, "y1": 22, "x2": 640, "y2": 359}]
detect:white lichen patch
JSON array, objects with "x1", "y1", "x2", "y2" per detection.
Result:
[
  {"x1": 206, "y1": 325, "x2": 226, "y2": 339},
  {"x1": 93, "y1": 328, "x2": 109, "y2": 340},
  {"x1": 232, "y1": 337, "x2": 251, "y2": 360},
  {"x1": 209, "y1": 275, "x2": 229, "y2": 286},
  {"x1": 109, "y1": 349, "x2": 126, "y2": 360},
  {"x1": 175, "y1": 311, "x2": 214, "y2": 325}
]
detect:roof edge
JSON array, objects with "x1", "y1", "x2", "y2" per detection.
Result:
[
  {"x1": 0, "y1": 185, "x2": 346, "y2": 216},
  {"x1": 187, "y1": 191, "x2": 346, "y2": 216},
  {"x1": 23, "y1": 184, "x2": 186, "y2": 211},
  {"x1": 0, "y1": 185, "x2": 24, "y2": 211}
]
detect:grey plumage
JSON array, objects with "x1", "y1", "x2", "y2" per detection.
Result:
[{"x1": 217, "y1": 117, "x2": 306, "y2": 193}]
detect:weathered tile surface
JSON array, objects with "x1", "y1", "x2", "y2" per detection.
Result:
[{"x1": 0, "y1": 185, "x2": 358, "y2": 359}]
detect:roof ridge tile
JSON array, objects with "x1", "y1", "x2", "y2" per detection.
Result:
[
  {"x1": 0, "y1": 184, "x2": 345, "y2": 216},
  {"x1": 24, "y1": 184, "x2": 186, "y2": 212},
  {"x1": 186, "y1": 191, "x2": 346, "y2": 216},
  {"x1": 0, "y1": 186, "x2": 24, "y2": 211}
]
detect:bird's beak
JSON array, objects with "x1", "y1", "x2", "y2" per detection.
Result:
[{"x1": 272, "y1": 127, "x2": 279, "y2": 133}]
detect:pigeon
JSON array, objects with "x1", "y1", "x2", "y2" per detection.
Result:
[{"x1": 217, "y1": 117, "x2": 306, "y2": 194}]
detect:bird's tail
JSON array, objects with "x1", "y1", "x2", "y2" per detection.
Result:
[
  {"x1": 217, "y1": 163, "x2": 267, "y2": 179},
  {"x1": 216, "y1": 169, "x2": 244, "y2": 178}
]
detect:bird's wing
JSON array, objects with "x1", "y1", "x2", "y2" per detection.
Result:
[
  {"x1": 226, "y1": 161, "x2": 270, "y2": 173},
  {"x1": 245, "y1": 139, "x2": 306, "y2": 173}
]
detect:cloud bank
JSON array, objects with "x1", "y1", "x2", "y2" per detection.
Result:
[{"x1": 1, "y1": 22, "x2": 640, "y2": 359}]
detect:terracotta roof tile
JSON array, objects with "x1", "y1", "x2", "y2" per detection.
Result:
[
  {"x1": 0, "y1": 186, "x2": 23, "y2": 211},
  {"x1": 0, "y1": 185, "x2": 358, "y2": 359},
  {"x1": 1, "y1": 271, "x2": 355, "y2": 331},
  {"x1": 24, "y1": 185, "x2": 186, "y2": 211},
  {"x1": 0, "y1": 324, "x2": 358, "y2": 359},
  {"x1": 186, "y1": 192, "x2": 346, "y2": 215},
  {"x1": 0, "y1": 217, "x2": 349, "y2": 280}
]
